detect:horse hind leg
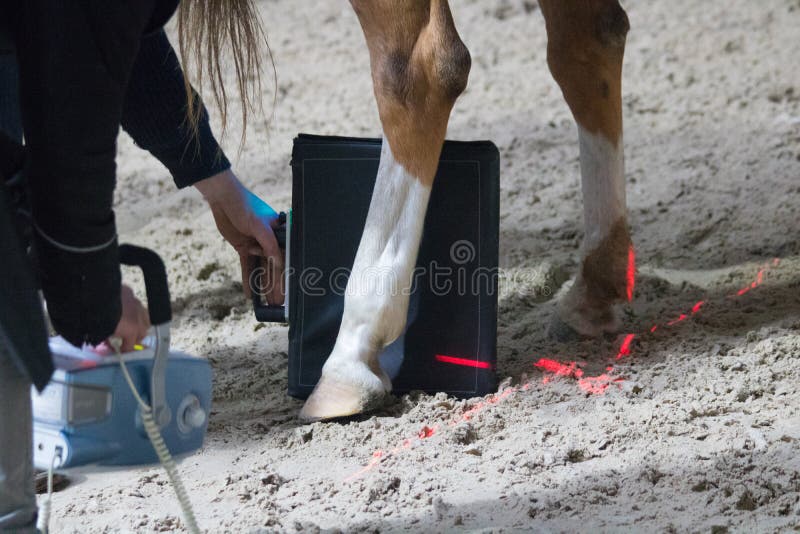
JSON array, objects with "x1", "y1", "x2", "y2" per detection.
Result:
[{"x1": 539, "y1": 0, "x2": 633, "y2": 340}]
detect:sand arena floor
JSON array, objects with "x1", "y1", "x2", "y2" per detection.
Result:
[{"x1": 50, "y1": 0, "x2": 800, "y2": 531}]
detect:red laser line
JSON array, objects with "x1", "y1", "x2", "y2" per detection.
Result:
[
  {"x1": 615, "y1": 333, "x2": 636, "y2": 360},
  {"x1": 534, "y1": 259, "x2": 779, "y2": 395},
  {"x1": 626, "y1": 246, "x2": 636, "y2": 302},
  {"x1": 667, "y1": 313, "x2": 688, "y2": 326},
  {"x1": 435, "y1": 354, "x2": 493, "y2": 369},
  {"x1": 578, "y1": 374, "x2": 624, "y2": 394},
  {"x1": 533, "y1": 358, "x2": 583, "y2": 377},
  {"x1": 418, "y1": 426, "x2": 436, "y2": 439},
  {"x1": 343, "y1": 388, "x2": 520, "y2": 481},
  {"x1": 734, "y1": 267, "x2": 766, "y2": 296},
  {"x1": 344, "y1": 259, "x2": 781, "y2": 482}
]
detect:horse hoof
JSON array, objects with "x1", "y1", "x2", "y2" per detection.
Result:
[{"x1": 299, "y1": 366, "x2": 388, "y2": 422}]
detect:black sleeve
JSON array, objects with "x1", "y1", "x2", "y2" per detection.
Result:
[{"x1": 121, "y1": 30, "x2": 231, "y2": 189}]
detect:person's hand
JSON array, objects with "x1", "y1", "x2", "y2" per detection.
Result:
[
  {"x1": 194, "y1": 169, "x2": 285, "y2": 305},
  {"x1": 110, "y1": 284, "x2": 150, "y2": 352}
]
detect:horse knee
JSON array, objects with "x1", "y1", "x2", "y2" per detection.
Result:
[
  {"x1": 377, "y1": 25, "x2": 470, "y2": 106},
  {"x1": 432, "y1": 33, "x2": 471, "y2": 101},
  {"x1": 543, "y1": 1, "x2": 628, "y2": 141},
  {"x1": 545, "y1": 0, "x2": 629, "y2": 85},
  {"x1": 595, "y1": 1, "x2": 630, "y2": 50}
]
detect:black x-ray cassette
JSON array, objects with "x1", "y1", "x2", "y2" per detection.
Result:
[{"x1": 252, "y1": 134, "x2": 500, "y2": 399}]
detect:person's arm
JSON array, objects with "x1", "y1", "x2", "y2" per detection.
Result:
[
  {"x1": 194, "y1": 169, "x2": 284, "y2": 304},
  {"x1": 121, "y1": 31, "x2": 284, "y2": 302},
  {"x1": 121, "y1": 29, "x2": 231, "y2": 189}
]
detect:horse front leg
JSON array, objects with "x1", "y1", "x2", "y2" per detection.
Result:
[{"x1": 300, "y1": 0, "x2": 470, "y2": 421}]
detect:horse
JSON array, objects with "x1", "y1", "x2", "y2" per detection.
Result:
[{"x1": 299, "y1": 0, "x2": 634, "y2": 421}]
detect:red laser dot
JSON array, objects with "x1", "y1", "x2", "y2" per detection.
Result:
[
  {"x1": 435, "y1": 354, "x2": 492, "y2": 369},
  {"x1": 578, "y1": 379, "x2": 607, "y2": 394},
  {"x1": 667, "y1": 313, "x2": 688, "y2": 326},
  {"x1": 461, "y1": 403, "x2": 482, "y2": 421},
  {"x1": 578, "y1": 380, "x2": 607, "y2": 394},
  {"x1": 580, "y1": 374, "x2": 625, "y2": 395},
  {"x1": 650, "y1": 325, "x2": 658, "y2": 333},
  {"x1": 578, "y1": 375, "x2": 610, "y2": 394},
  {"x1": 626, "y1": 246, "x2": 636, "y2": 302},
  {"x1": 534, "y1": 358, "x2": 583, "y2": 378},
  {"x1": 691, "y1": 300, "x2": 705, "y2": 314},
  {"x1": 615, "y1": 334, "x2": 635, "y2": 360},
  {"x1": 534, "y1": 358, "x2": 564, "y2": 374}
]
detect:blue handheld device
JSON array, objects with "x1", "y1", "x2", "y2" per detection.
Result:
[{"x1": 31, "y1": 245, "x2": 213, "y2": 469}]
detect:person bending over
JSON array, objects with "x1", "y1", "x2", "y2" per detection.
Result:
[{"x1": 0, "y1": 2, "x2": 277, "y2": 531}]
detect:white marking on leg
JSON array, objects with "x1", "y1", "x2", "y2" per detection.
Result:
[
  {"x1": 552, "y1": 127, "x2": 628, "y2": 339},
  {"x1": 321, "y1": 137, "x2": 432, "y2": 392},
  {"x1": 578, "y1": 126, "x2": 625, "y2": 251}
]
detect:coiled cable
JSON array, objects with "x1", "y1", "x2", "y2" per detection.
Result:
[
  {"x1": 110, "y1": 337, "x2": 200, "y2": 534},
  {"x1": 36, "y1": 446, "x2": 61, "y2": 534}
]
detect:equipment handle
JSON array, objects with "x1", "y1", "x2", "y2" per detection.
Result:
[
  {"x1": 273, "y1": 218, "x2": 287, "y2": 249},
  {"x1": 118, "y1": 244, "x2": 171, "y2": 326},
  {"x1": 249, "y1": 257, "x2": 287, "y2": 323},
  {"x1": 250, "y1": 212, "x2": 287, "y2": 323}
]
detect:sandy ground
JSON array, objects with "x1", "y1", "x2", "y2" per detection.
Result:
[{"x1": 48, "y1": 0, "x2": 800, "y2": 532}]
